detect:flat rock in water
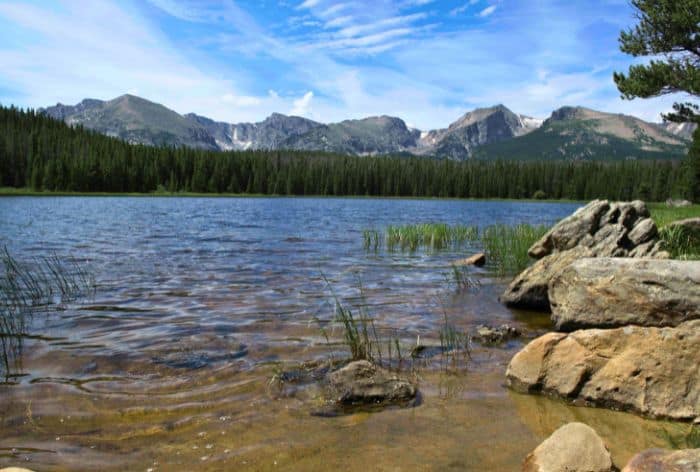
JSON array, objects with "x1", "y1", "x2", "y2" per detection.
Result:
[
  {"x1": 453, "y1": 252, "x2": 486, "y2": 267},
  {"x1": 522, "y1": 422, "x2": 614, "y2": 472},
  {"x1": 506, "y1": 320, "x2": 700, "y2": 422},
  {"x1": 549, "y1": 258, "x2": 700, "y2": 330},
  {"x1": 503, "y1": 200, "x2": 669, "y2": 311},
  {"x1": 622, "y1": 448, "x2": 700, "y2": 472},
  {"x1": 325, "y1": 360, "x2": 417, "y2": 408}
]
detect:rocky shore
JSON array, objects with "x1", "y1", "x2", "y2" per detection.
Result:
[{"x1": 503, "y1": 200, "x2": 700, "y2": 470}]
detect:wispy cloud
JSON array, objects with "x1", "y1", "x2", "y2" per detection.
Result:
[
  {"x1": 0, "y1": 0, "x2": 680, "y2": 128},
  {"x1": 478, "y1": 5, "x2": 497, "y2": 17}
]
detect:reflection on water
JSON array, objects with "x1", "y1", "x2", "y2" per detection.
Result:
[{"x1": 0, "y1": 197, "x2": 690, "y2": 470}]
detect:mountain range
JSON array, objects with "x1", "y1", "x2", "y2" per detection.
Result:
[{"x1": 40, "y1": 94, "x2": 694, "y2": 161}]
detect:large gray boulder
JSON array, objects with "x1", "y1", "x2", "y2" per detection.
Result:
[
  {"x1": 523, "y1": 422, "x2": 614, "y2": 472},
  {"x1": 622, "y1": 448, "x2": 700, "y2": 471},
  {"x1": 502, "y1": 200, "x2": 669, "y2": 310},
  {"x1": 506, "y1": 320, "x2": 700, "y2": 422},
  {"x1": 325, "y1": 360, "x2": 417, "y2": 406},
  {"x1": 549, "y1": 258, "x2": 700, "y2": 330}
]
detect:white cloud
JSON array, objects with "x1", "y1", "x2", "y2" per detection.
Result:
[
  {"x1": 291, "y1": 91, "x2": 314, "y2": 116},
  {"x1": 222, "y1": 93, "x2": 262, "y2": 107},
  {"x1": 297, "y1": 0, "x2": 321, "y2": 10},
  {"x1": 449, "y1": 4, "x2": 470, "y2": 16},
  {"x1": 478, "y1": 5, "x2": 497, "y2": 17}
]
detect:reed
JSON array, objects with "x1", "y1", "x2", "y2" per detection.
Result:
[
  {"x1": 438, "y1": 309, "x2": 471, "y2": 370},
  {"x1": 364, "y1": 223, "x2": 479, "y2": 252},
  {"x1": 480, "y1": 223, "x2": 549, "y2": 276},
  {"x1": 448, "y1": 264, "x2": 481, "y2": 291},
  {"x1": 0, "y1": 247, "x2": 94, "y2": 377},
  {"x1": 362, "y1": 229, "x2": 381, "y2": 251}
]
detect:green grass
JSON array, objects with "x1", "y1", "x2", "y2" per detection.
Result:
[
  {"x1": 0, "y1": 248, "x2": 95, "y2": 377},
  {"x1": 659, "y1": 224, "x2": 700, "y2": 259},
  {"x1": 649, "y1": 203, "x2": 700, "y2": 228},
  {"x1": 481, "y1": 224, "x2": 549, "y2": 276},
  {"x1": 374, "y1": 223, "x2": 479, "y2": 252},
  {"x1": 649, "y1": 203, "x2": 700, "y2": 259}
]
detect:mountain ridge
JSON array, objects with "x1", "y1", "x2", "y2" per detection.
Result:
[{"x1": 40, "y1": 94, "x2": 694, "y2": 161}]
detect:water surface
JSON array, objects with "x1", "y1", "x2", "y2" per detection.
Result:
[{"x1": 0, "y1": 197, "x2": 693, "y2": 471}]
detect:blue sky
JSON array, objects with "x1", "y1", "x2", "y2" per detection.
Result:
[{"x1": 0, "y1": 0, "x2": 688, "y2": 128}]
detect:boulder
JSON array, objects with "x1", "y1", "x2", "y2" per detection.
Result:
[
  {"x1": 506, "y1": 321, "x2": 700, "y2": 422},
  {"x1": 501, "y1": 247, "x2": 590, "y2": 310},
  {"x1": 622, "y1": 448, "x2": 700, "y2": 472},
  {"x1": 549, "y1": 258, "x2": 700, "y2": 331},
  {"x1": 453, "y1": 252, "x2": 486, "y2": 267},
  {"x1": 503, "y1": 200, "x2": 669, "y2": 311},
  {"x1": 522, "y1": 422, "x2": 614, "y2": 472},
  {"x1": 325, "y1": 360, "x2": 417, "y2": 406}
]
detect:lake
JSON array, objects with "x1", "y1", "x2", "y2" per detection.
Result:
[{"x1": 0, "y1": 197, "x2": 692, "y2": 471}]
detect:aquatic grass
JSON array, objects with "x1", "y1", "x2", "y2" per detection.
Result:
[
  {"x1": 659, "y1": 224, "x2": 700, "y2": 260},
  {"x1": 362, "y1": 229, "x2": 381, "y2": 251},
  {"x1": 448, "y1": 264, "x2": 481, "y2": 292},
  {"x1": 315, "y1": 276, "x2": 416, "y2": 370},
  {"x1": 365, "y1": 223, "x2": 479, "y2": 252},
  {"x1": 480, "y1": 224, "x2": 549, "y2": 276},
  {"x1": 0, "y1": 247, "x2": 95, "y2": 378},
  {"x1": 438, "y1": 309, "x2": 471, "y2": 371}
]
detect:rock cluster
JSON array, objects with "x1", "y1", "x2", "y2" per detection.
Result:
[
  {"x1": 503, "y1": 200, "x2": 700, "y2": 430},
  {"x1": 501, "y1": 199, "x2": 669, "y2": 310}
]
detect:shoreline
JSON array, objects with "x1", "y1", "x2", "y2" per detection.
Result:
[{"x1": 0, "y1": 187, "x2": 602, "y2": 203}]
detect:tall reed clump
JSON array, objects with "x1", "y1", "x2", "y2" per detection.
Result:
[
  {"x1": 659, "y1": 225, "x2": 700, "y2": 260},
  {"x1": 362, "y1": 229, "x2": 381, "y2": 252},
  {"x1": 481, "y1": 224, "x2": 549, "y2": 276},
  {"x1": 0, "y1": 247, "x2": 94, "y2": 377},
  {"x1": 438, "y1": 309, "x2": 471, "y2": 370},
  {"x1": 374, "y1": 223, "x2": 478, "y2": 252}
]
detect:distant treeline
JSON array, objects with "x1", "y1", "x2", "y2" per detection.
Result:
[{"x1": 0, "y1": 105, "x2": 689, "y2": 200}]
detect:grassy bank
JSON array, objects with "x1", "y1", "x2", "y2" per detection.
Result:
[{"x1": 648, "y1": 203, "x2": 700, "y2": 228}]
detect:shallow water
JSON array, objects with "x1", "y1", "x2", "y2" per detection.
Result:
[{"x1": 0, "y1": 197, "x2": 694, "y2": 471}]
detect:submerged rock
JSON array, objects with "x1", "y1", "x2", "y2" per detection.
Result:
[
  {"x1": 522, "y1": 422, "x2": 614, "y2": 472},
  {"x1": 622, "y1": 448, "x2": 700, "y2": 471},
  {"x1": 506, "y1": 320, "x2": 700, "y2": 422},
  {"x1": 502, "y1": 200, "x2": 669, "y2": 311},
  {"x1": 325, "y1": 360, "x2": 417, "y2": 407},
  {"x1": 473, "y1": 324, "x2": 521, "y2": 345},
  {"x1": 549, "y1": 258, "x2": 700, "y2": 330}
]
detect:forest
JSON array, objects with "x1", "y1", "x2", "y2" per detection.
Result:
[{"x1": 0, "y1": 105, "x2": 691, "y2": 201}]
